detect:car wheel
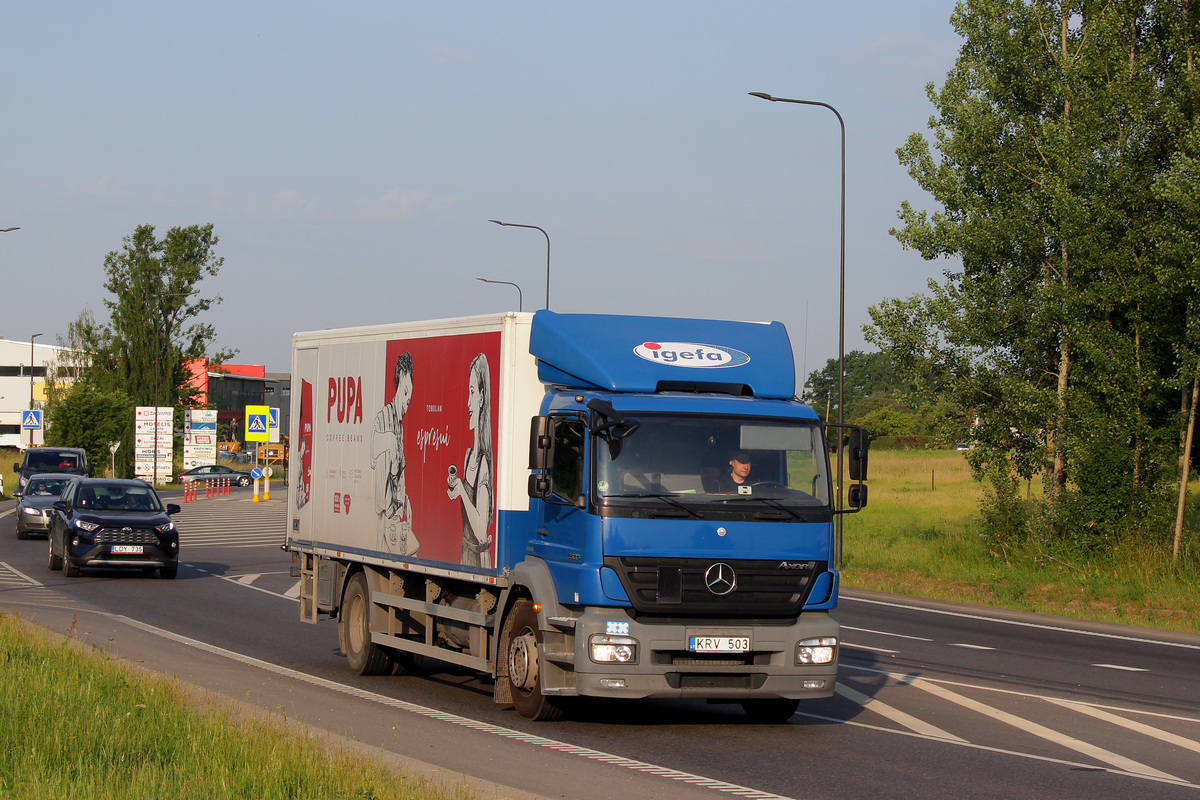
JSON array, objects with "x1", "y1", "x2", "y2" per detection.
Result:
[
  {"x1": 16, "y1": 522, "x2": 29, "y2": 541},
  {"x1": 160, "y1": 562, "x2": 178, "y2": 580},
  {"x1": 62, "y1": 542, "x2": 80, "y2": 578},
  {"x1": 238, "y1": 476, "x2": 251, "y2": 487},
  {"x1": 47, "y1": 536, "x2": 62, "y2": 571}
]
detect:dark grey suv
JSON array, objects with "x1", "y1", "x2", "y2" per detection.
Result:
[
  {"x1": 48, "y1": 478, "x2": 181, "y2": 579},
  {"x1": 14, "y1": 447, "x2": 89, "y2": 495}
]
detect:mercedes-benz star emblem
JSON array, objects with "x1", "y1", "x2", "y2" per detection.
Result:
[{"x1": 704, "y1": 562, "x2": 737, "y2": 596}]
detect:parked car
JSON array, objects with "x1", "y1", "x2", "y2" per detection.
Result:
[
  {"x1": 47, "y1": 478, "x2": 180, "y2": 579},
  {"x1": 14, "y1": 474, "x2": 74, "y2": 540},
  {"x1": 13, "y1": 446, "x2": 89, "y2": 494},
  {"x1": 177, "y1": 464, "x2": 253, "y2": 487}
]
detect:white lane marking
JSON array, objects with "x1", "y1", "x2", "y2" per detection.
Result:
[
  {"x1": 841, "y1": 625, "x2": 932, "y2": 642},
  {"x1": 100, "y1": 612, "x2": 800, "y2": 800},
  {"x1": 835, "y1": 682, "x2": 965, "y2": 742},
  {"x1": 0, "y1": 508, "x2": 14, "y2": 519},
  {"x1": 1, "y1": 561, "x2": 44, "y2": 587},
  {"x1": 285, "y1": 580, "x2": 301, "y2": 598},
  {"x1": 842, "y1": 662, "x2": 1200, "y2": 725},
  {"x1": 235, "y1": 574, "x2": 261, "y2": 585},
  {"x1": 1045, "y1": 698, "x2": 1200, "y2": 755},
  {"x1": 845, "y1": 643, "x2": 900, "y2": 655},
  {"x1": 183, "y1": 565, "x2": 294, "y2": 601},
  {"x1": 1093, "y1": 664, "x2": 1148, "y2": 673},
  {"x1": 842, "y1": 593, "x2": 1200, "y2": 652},
  {"x1": 903, "y1": 675, "x2": 1179, "y2": 781},
  {"x1": 948, "y1": 643, "x2": 996, "y2": 650},
  {"x1": 793, "y1": 708, "x2": 1200, "y2": 790}
]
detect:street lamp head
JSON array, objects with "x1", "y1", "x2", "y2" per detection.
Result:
[
  {"x1": 488, "y1": 219, "x2": 506, "y2": 226},
  {"x1": 748, "y1": 92, "x2": 776, "y2": 101},
  {"x1": 1, "y1": 227, "x2": 20, "y2": 232}
]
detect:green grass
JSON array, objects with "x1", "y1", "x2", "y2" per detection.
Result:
[
  {"x1": 0, "y1": 613, "x2": 474, "y2": 800},
  {"x1": 841, "y1": 449, "x2": 1200, "y2": 634}
]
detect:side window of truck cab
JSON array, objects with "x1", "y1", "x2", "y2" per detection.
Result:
[{"x1": 550, "y1": 418, "x2": 585, "y2": 501}]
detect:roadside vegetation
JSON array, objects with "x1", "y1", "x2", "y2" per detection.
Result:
[
  {"x1": 841, "y1": 449, "x2": 1200, "y2": 634},
  {"x1": 0, "y1": 612, "x2": 473, "y2": 800}
]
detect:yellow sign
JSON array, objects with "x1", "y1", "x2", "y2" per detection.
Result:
[{"x1": 245, "y1": 405, "x2": 270, "y2": 442}]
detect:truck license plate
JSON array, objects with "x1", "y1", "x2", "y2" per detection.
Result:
[
  {"x1": 689, "y1": 636, "x2": 751, "y2": 653},
  {"x1": 111, "y1": 545, "x2": 143, "y2": 555}
]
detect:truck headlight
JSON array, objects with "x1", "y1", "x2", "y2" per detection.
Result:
[
  {"x1": 590, "y1": 634, "x2": 637, "y2": 663},
  {"x1": 796, "y1": 637, "x2": 837, "y2": 665}
]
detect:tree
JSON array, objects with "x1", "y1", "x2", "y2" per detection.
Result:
[
  {"x1": 870, "y1": 1, "x2": 1198, "y2": 546},
  {"x1": 87, "y1": 223, "x2": 235, "y2": 409},
  {"x1": 44, "y1": 380, "x2": 133, "y2": 478},
  {"x1": 805, "y1": 350, "x2": 909, "y2": 419}
]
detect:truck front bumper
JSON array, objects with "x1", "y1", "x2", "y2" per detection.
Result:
[{"x1": 556, "y1": 608, "x2": 839, "y2": 701}]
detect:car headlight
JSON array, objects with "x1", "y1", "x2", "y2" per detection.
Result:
[
  {"x1": 590, "y1": 634, "x2": 638, "y2": 663},
  {"x1": 21, "y1": 507, "x2": 41, "y2": 516},
  {"x1": 74, "y1": 520, "x2": 100, "y2": 532},
  {"x1": 796, "y1": 637, "x2": 837, "y2": 665},
  {"x1": 156, "y1": 521, "x2": 176, "y2": 534}
]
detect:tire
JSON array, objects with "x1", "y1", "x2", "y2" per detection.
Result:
[
  {"x1": 160, "y1": 562, "x2": 178, "y2": 580},
  {"x1": 62, "y1": 539, "x2": 80, "y2": 578},
  {"x1": 47, "y1": 536, "x2": 62, "y2": 571},
  {"x1": 238, "y1": 476, "x2": 251, "y2": 487},
  {"x1": 503, "y1": 599, "x2": 565, "y2": 721},
  {"x1": 339, "y1": 572, "x2": 395, "y2": 675},
  {"x1": 740, "y1": 698, "x2": 800, "y2": 724},
  {"x1": 16, "y1": 524, "x2": 28, "y2": 541}
]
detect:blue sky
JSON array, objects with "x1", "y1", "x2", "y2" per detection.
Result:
[{"x1": 3, "y1": 2, "x2": 962, "y2": 383}]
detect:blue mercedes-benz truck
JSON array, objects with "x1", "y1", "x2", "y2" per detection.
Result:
[{"x1": 288, "y1": 310, "x2": 867, "y2": 721}]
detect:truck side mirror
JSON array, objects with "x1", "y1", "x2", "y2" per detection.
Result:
[
  {"x1": 847, "y1": 483, "x2": 868, "y2": 509},
  {"x1": 848, "y1": 427, "x2": 869, "y2": 482},
  {"x1": 528, "y1": 416, "x2": 551, "y2": 471},
  {"x1": 528, "y1": 474, "x2": 551, "y2": 499}
]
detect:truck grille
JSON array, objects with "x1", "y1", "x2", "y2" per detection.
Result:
[
  {"x1": 95, "y1": 528, "x2": 160, "y2": 544},
  {"x1": 603, "y1": 556, "x2": 823, "y2": 617}
]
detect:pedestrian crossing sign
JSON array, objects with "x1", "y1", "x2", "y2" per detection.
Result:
[
  {"x1": 21, "y1": 410, "x2": 42, "y2": 429},
  {"x1": 245, "y1": 405, "x2": 270, "y2": 442}
]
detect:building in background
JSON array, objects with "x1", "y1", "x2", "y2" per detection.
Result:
[
  {"x1": 0, "y1": 337, "x2": 74, "y2": 448},
  {"x1": 184, "y1": 359, "x2": 290, "y2": 447}
]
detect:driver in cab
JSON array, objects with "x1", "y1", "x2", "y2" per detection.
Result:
[{"x1": 713, "y1": 450, "x2": 752, "y2": 493}]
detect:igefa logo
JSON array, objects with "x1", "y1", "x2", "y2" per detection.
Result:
[{"x1": 633, "y1": 341, "x2": 750, "y2": 369}]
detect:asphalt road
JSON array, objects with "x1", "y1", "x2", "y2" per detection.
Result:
[{"x1": 2, "y1": 490, "x2": 1198, "y2": 800}]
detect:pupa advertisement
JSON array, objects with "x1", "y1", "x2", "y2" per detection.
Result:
[{"x1": 308, "y1": 332, "x2": 501, "y2": 570}]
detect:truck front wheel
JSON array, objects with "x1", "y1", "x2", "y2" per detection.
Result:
[
  {"x1": 504, "y1": 599, "x2": 565, "y2": 721},
  {"x1": 340, "y1": 572, "x2": 396, "y2": 675}
]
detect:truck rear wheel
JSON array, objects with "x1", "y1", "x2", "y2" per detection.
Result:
[
  {"x1": 740, "y1": 698, "x2": 799, "y2": 723},
  {"x1": 340, "y1": 572, "x2": 396, "y2": 675},
  {"x1": 504, "y1": 599, "x2": 565, "y2": 721}
]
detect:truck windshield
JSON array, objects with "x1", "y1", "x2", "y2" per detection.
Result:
[{"x1": 593, "y1": 414, "x2": 831, "y2": 516}]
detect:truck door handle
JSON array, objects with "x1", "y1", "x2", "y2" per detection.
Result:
[{"x1": 536, "y1": 528, "x2": 549, "y2": 537}]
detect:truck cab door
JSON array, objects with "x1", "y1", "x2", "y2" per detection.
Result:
[{"x1": 529, "y1": 416, "x2": 593, "y2": 593}]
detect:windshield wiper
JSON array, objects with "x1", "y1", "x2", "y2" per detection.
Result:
[
  {"x1": 602, "y1": 492, "x2": 703, "y2": 519},
  {"x1": 711, "y1": 495, "x2": 809, "y2": 521}
]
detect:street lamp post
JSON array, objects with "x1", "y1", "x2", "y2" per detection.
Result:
[
  {"x1": 488, "y1": 220, "x2": 551, "y2": 310},
  {"x1": 749, "y1": 91, "x2": 847, "y2": 566},
  {"x1": 476, "y1": 277, "x2": 523, "y2": 312},
  {"x1": 29, "y1": 333, "x2": 43, "y2": 447}
]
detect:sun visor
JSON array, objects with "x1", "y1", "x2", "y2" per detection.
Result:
[{"x1": 529, "y1": 310, "x2": 796, "y2": 399}]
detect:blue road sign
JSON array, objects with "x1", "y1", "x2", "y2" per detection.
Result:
[{"x1": 21, "y1": 410, "x2": 42, "y2": 430}]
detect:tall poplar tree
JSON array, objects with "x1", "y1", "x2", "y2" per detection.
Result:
[{"x1": 868, "y1": 0, "x2": 1198, "y2": 545}]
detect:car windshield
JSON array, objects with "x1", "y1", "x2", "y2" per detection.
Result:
[
  {"x1": 27, "y1": 451, "x2": 81, "y2": 471},
  {"x1": 76, "y1": 485, "x2": 162, "y2": 512},
  {"x1": 593, "y1": 413, "x2": 831, "y2": 516},
  {"x1": 26, "y1": 478, "x2": 69, "y2": 496}
]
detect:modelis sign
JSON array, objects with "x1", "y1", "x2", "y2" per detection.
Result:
[{"x1": 633, "y1": 341, "x2": 750, "y2": 369}]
